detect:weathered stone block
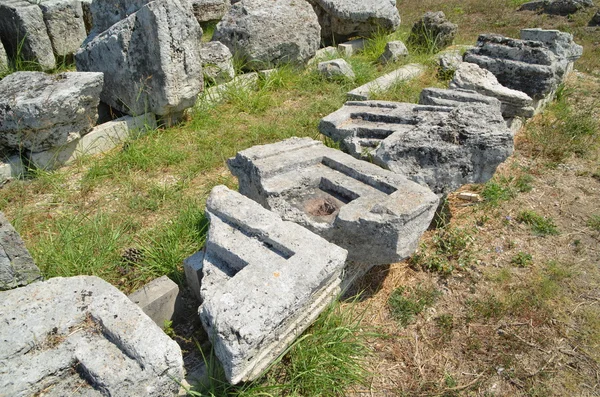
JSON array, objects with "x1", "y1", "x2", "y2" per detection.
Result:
[
  {"x1": 129, "y1": 275, "x2": 181, "y2": 328},
  {"x1": 347, "y1": 63, "x2": 425, "y2": 100},
  {"x1": 191, "y1": 0, "x2": 230, "y2": 23},
  {"x1": 212, "y1": 0, "x2": 321, "y2": 70},
  {"x1": 0, "y1": 212, "x2": 42, "y2": 291},
  {"x1": 337, "y1": 38, "x2": 365, "y2": 57},
  {"x1": 0, "y1": 71, "x2": 103, "y2": 153},
  {"x1": 408, "y1": 11, "x2": 457, "y2": 51},
  {"x1": 307, "y1": 0, "x2": 400, "y2": 45},
  {"x1": 419, "y1": 87, "x2": 502, "y2": 111},
  {"x1": 183, "y1": 250, "x2": 204, "y2": 302},
  {"x1": 450, "y1": 62, "x2": 535, "y2": 119},
  {"x1": 199, "y1": 185, "x2": 347, "y2": 384},
  {"x1": 228, "y1": 138, "x2": 438, "y2": 264},
  {"x1": 520, "y1": 28, "x2": 583, "y2": 63},
  {"x1": 28, "y1": 113, "x2": 156, "y2": 170},
  {"x1": 379, "y1": 40, "x2": 409, "y2": 64},
  {"x1": 0, "y1": 276, "x2": 184, "y2": 396},
  {"x1": 89, "y1": 0, "x2": 152, "y2": 36},
  {"x1": 318, "y1": 58, "x2": 355, "y2": 80},
  {"x1": 0, "y1": 0, "x2": 56, "y2": 70},
  {"x1": 0, "y1": 155, "x2": 25, "y2": 183},
  {"x1": 0, "y1": 40, "x2": 8, "y2": 72},
  {"x1": 320, "y1": 101, "x2": 513, "y2": 194},
  {"x1": 200, "y1": 41, "x2": 235, "y2": 84},
  {"x1": 76, "y1": 0, "x2": 203, "y2": 117},
  {"x1": 39, "y1": 0, "x2": 87, "y2": 57}
]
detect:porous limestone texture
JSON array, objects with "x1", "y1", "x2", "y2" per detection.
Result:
[
  {"x1": 407, "y1": 11, "x2": 457, "y2": 51},
  {"x1": 88, "y1": 0, "x2": 152, "y2": 36},
  {"x1": 129, "y1": 275, "x2": 181, "y2": 328},
  {"x1": 0, "y1": 40, "x2": 8, "y2": 72},
  {"x1": 212, "y1": 0, "x2": 321, "y2": 70},
  {"x1": 519, "y1": 0, "x2": 593, "y2": 15},
  {"x1": 318, "y1": 58, "x2": 355, "y2": 80},
  {"x1": 27, "y1": 113, "x2": 157, "y2": 170},
  {"x1": 450, "y1": 62, "x2": 535, "y2": 119},
  {"x1": 419, "y1": 87, "x2": 503, "y2": 111},
  {"x1": 200, "y1": 41, "x2": 235, "y2": 84},
  {"x1": 0, "y1": 71, "x2": 103, "y2": 153},
  {"x1": 199, "y1": 185, "x2": 347, "y2": 384},
  {"x1": 378, "y1": 40, "x2": 409, "y2": 64},
  {"x1": 0, "y1": 275, "x2": 185, "y2": 396},
  {"x1": 319, "y1": 101, "x2": 514, "y2": 194},
  {"x1": 307, "y1": 0, "x2": 401, "y2": 45},
  {"x1": 520, "y1": 28, "x2": 583, "y2": 65},
  {"x1": 0, "y1": 211, "x2": 42, "y2": 291},
  {"x1": 76, "y1": 0, "x2": 203, "y2": 117},
  {"x1": 228, "y1": 138, "x2": 439, "y2": 264},
  {"x1": 0, "y1": 0, "x2": 56, "y2": 70},
  {"x1": 191, "y1": 0, "x2": 230, "y2": 22},
  {"x1": 39, "y1": 0, "x2": 87, "y2": 57},
  {"x1": 463, "y1": 33, "x2": 570, "y2": 101},
  {"x1": 347, "y1": 63, "x2": 425, "y2": 100}
]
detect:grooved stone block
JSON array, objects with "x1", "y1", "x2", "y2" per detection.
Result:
[
  {"x1": 228, "y1": 138, "x2": 439, "y2": 265},
  {"x1": 199, "y1": 185, "x2": 347, "y2": 384},
  {"x1": 347, "y1": 63, "x2": 424, "y2": 100},
  {"x1": 0, "y1": 276, "x2": 184, "y2": 396},
  {"x1": 319, "y1": 101, "x2": 513, "y2": 194},
  {"x1": 129, "y1": 275, "x2": 181, "y2": 328}
]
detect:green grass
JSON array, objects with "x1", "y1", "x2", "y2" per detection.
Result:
[
  {"x1": 511, "y1": 251, "x2": 533, "y2": 267},
  {"x1": 480, "y1": 172, "x2": 534, "y2": 206},
  {"x1": 517, "y1": 210, "x2": 560, "y2": 237},
  {"x1": 388, "y1": 285, "x2": 441, "y2": 327},
  {"x1": 587, "y1": 214, "x2": 600, "y2": 231},
  {"x1": 188, "y1": 300, "x2": 372, "y2": 397},
  {"x1": 410, "y1": 226, "x2": 475, "y2": 274}
]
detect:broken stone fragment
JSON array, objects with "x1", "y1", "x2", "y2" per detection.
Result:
[
  {"x1": 306, "y1": 0, "x2": 401, "y2": 45},
  {"x1": 191, "y1": 0, "x2": 231, "y2": 23},
  {"x1": 199, "y1": 185, "x2": 347, "y2": 384},
  {"x1": 320, "y1": 100, "x2": 514, "y2": 194},
  {"x1": 0, "y1": 275, "x2": 184, "y2": 396},
  {"x1": 212, "y1": 0, "x2": 321, "y2": 70},
  {"x1": 88, "y1": 0, "x2": 153, "y2": 37},
  {"x1": 0, "y1": 212, "x2": 42, "y2": 291},
  {"x1": 450, "y1": 62, "x2": 535, "y2": 119},
  {"x1": 419, "y1": 87, "x2": 503, "y2": 112},
  {"x1": 408, "y1": 11, "x2": 457, "y2": 51},
  {"x1": 199, "y1": 41, "x2": 235, "y2": 84},
  {"x1": 0, "y1": 40, "x2": 7, "y2": 72},
  {"x1": 318, "y1": 58, "x2": 355, "y2": 80},
  {"x1": 0, "y1": 71, "x2": 103, "y2": 153},
  {"x1": 76, "y1": 0, "x2": 203, "y2": 118},
  {"x1": 39, "y1": 0, "x2": 87, "y2": 58},
  {"x1": 378, "y1": 40, "x2": 409, "y2": 64},
  {"x1": 228, "y1": 137, "x2": 439, "y2": 266}
]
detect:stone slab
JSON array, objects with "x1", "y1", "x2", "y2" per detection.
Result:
[
  {"x1": 28, "y1": 113, "x2": 157, "y2": 170},
  {"x1": 129, "y1": 275, "x2": 181, "y2": 328},
  {"x1": 228, "y1": 137, "x2": 439, "y2": 265},
  {"x1": 199, "y1": 185, "x2": 347, "y2": 384},
  {"x1": 337, "y1": 38, "x2": 365, "y2": 57},
  {"x1": 347, "y1": 63, "x2": 425, "y2": 100},
  {"x1": 0, "y1": 275, "x2": 184, "y2": 396}
]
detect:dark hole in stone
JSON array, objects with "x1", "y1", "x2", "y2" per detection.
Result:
[{"x1": 305, "y1": 197, "x2": 339, "y2": 216}]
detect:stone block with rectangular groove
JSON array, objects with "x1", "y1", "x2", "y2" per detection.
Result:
[
  {"x1": 228, "y1": 137, "x2": 439, "y2": 265},
  {"x1": 199, "y1": 185, "x2": 347, "y2": 384}
]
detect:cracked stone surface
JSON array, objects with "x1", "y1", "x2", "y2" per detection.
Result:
[
  {"x1": 0, "y1": 275, "x2": 184, "y2": 396},
  {"x1": 228, "y1": 137, "x2": 438, "y2": 265},
  {"x1": 199, "y1": 185, "x2": 347, "y2": 384},
  {"x1": 320, "y1": 100, "x2": 513, "y2": 194}
]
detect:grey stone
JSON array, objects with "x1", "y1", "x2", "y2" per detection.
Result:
[
  {"x1": 129, "y1": 275, "x2": 181, "y2": 328},
  {"x1": 318, "y1": 58, "x2": 355, "y2": 80},
  {"x1": 311, "y1": 46, "x2": 338, "y2": 62},
  {"x1": 520, "y1": 28, "x2": 583, "y2": 62},
  {"x1": 319, "y1": 101, "x2": 514, "y2": 194},
  {"x1": 590, "y1": 10, "x2": 600, "y2": 26},
  {"x1": 0, "y1": 71, "x2": 103, "y2": 153},
  {"x1": 347, "y1": 63, "x2": 425, "y2": 100},
  {"x1": 0, "y1": 155, "x2": 25, "y2": 183},
  {"x1": 228, "y1": 137, "x2": 438, "y2": 264},
  {"x1": 463, "y1": 34, "x2": 566, "y2": 101},
  {"x1": 212, "y1": 0, "x2": 321, "y2": 70},
  {"x1": 307, "y1": 0, "x2": 401, "y2": 45},
  {"x1": 0, "y1": 40, "x2": 8, "y2": 72},
  {"x1": 80, "y1": 0, "x2": 92, "y2": 33},
  {"x1": 200, "y1": 41, "x2": 235, "y2": 84},
  {"x1": 0, "y1": 0, "x2": 56, "y2": 70},
  {"x1": 39, "y1": 0, "x2": 87, "y2": 57},
  {"x1": 450, "y1": 62, "x2": 535, "y2": 119},
  {"x1": 436, "y1": 45, "x2": 474, "y2": 72},
  {"x1": 28, "y1": 113, "x2": 157, "y2": 170},
  {"x1": 408, "y1": 11, "x2": 457, "y2": 51},
  {"x1": 378, "y1": 40, "x2": 409, "y2": 64},
  {"x1": 0, "y1": 211, "x2": 42, "y2": 291},
  {"x1": 519, "y1": 0, "x2": 594, "y2": 15},
  {"x1": 337, "y1": 38, "x2": 365, "y2": 57},
  {"x1": 419, "y1": 87, "x2": 503, "y2": 112},
  {"x1": 183, "y1": 250, "x2": 204, "y2": 302},
  {"x1": 0, "y1": 275, "x2": 184, "y2": 396},
  {"x1": 199, "y1": 72, "x2": 258, "y2": 105},
  {"x1": 199, "y1": 185, "x2": 347, "y2": 384},
  {"x1": 76, "y1": 0, "x2": 203, "y2": 117},
  {"x1": 88, "y1": 0, "x2": 152, "y2": 36},
  {"x1": 191, "y1": 0, "x2": 230, "y2": 23}
]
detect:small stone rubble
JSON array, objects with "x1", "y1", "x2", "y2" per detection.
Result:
[
  {"x1": 319, "y1": 101, "x2": 513, "y2": 194},
  {"x1": 228, "y1": 137, "x2": 439, "y2": 266},
  {"x1": 0, "y1": 276, "x2": 185, "y2": 396},
  {"x1": 199, "y1": 185, "x2": 347, "y2": 384}
]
